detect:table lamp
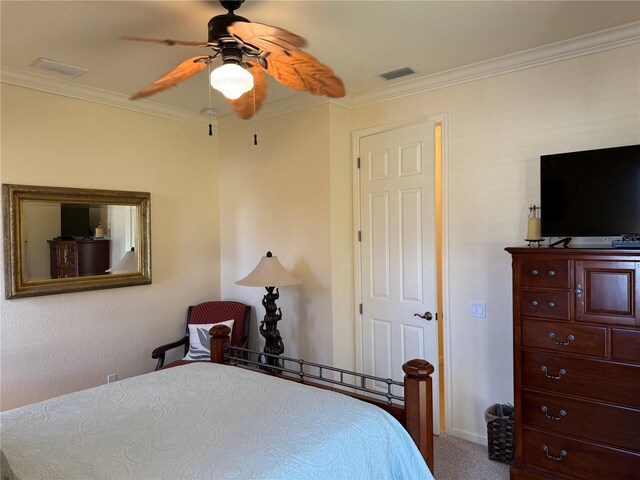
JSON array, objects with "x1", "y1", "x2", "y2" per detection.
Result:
[
  {"x1": 236, "y1": 251, "x2": 301, "y2": 365},
  {"x1": 106, "y1": 247, "x2": 137, "y2": 274}
]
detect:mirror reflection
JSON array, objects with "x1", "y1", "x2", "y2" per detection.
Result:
[
  {"x1": 3, "y1": 184, "x2": 151, "y2": 299},
  {"x1": 22, "y1": 202, "x2": 138, "y2": 280}
]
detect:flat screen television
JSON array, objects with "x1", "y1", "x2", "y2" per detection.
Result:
[
  {"x1": 540, "y1": 144, "x2": 640, "y2": 238},
  {"x1": 61, "y1": 203, "x2": 91, "y2": 238}
]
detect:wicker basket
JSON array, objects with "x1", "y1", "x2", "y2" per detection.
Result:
[{"x1": 484, "y1": 403, "x2": 514, "y2": 463}]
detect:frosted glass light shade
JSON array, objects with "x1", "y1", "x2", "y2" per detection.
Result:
[
  {"x1": 210, "y1": 63, "x2": 253, "y2": 100},
  {"x1": 106, "y1": 249, "x2": 137, "y2": 274},
  {"x1": 236, "y1": 253, "x2": 302, "y2": 287}
]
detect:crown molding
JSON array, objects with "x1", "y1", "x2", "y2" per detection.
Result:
[
  {"x1": 2, "y1": 22, "x2": 638, "y2": 125},
  {"x1": 0, "y1": 67, "x2": 210, "y2": 127},
  {"x1": 348, "y1": 21, "x2": 640, "y2": 108},
  {"x1": 222, "y1": 21, "x2": 640, "y2": 123}
]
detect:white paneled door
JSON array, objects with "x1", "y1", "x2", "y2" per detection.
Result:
[{"x1": 359, "y1": 121, "x2": 439, "y2": 433}]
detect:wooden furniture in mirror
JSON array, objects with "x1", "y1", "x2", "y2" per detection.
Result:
[
  {"x1": 506, "y1": 247, "x2": 640, "y2": 480},
  {"x1": 48, "y1": 238, "x2": 110, "y2": 278},
  {"x1": 3, "y1": 184, "x2": 151, "y2": 299}
]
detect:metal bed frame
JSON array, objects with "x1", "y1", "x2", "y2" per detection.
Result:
[{"x1": 225, "y1": 344, "x2": 405, "y2": 404}]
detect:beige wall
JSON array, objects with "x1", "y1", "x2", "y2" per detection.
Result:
[
  {"x1": 22, "y1": 202, "x2": 60, "y2": 280},
  {"x1": 217, "y1": 102, "x2": 353, "y2": 371},
  {"x1": 218, "y1": 44, "x2": 640, "y2": 442},
  {"x1": 0, "y1": 84, "x2": 221, "y2": 410},
  {"x1": 328, "y1": 104, "x2": 355, "y2": 370},
  {"x1": 217, "y1": 104, "x2": 337, "y2": 365}
]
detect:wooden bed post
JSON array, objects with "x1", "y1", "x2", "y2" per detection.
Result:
[
  {"x1": 209, "y1": 324, "x2": 231, "y2": 364},
  {"x1": 402, "y1": 359, "x2": 435, "y2": 473}
]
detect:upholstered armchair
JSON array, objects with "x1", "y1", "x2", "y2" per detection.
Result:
[{"x1": 152, "y1": 301, "x2": 251, "y2": 370}]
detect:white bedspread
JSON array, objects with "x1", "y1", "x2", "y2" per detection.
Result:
[{"x1": 1, "y1": 363, "x2": 433, "y2": 480}]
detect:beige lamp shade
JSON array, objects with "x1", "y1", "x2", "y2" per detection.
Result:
[
  {"x1": 106, "y1": 248, "x2": 138, "y2": 274},
  {"x1": 235, "y1": 251, "x2": 302, "y2": 287}
]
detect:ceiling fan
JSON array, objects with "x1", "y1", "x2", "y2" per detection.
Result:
[{"x1": 125, "y1": 0, "x2": 345, "y2": 119}]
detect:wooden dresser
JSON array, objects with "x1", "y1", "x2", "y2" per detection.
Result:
[
  {"x1": 506, "y1": 247, "x2": 640, "y2": 480},
  {"x1": 48, "y1": 238, "x2": 110, "y2": 278}
]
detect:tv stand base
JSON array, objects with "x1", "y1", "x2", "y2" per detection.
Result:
[{"x1": 549, "y1": 237, "x2": 572, "y2": 248}]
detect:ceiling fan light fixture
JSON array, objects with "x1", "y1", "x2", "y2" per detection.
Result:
[
  {"x1": 210, "y1": 62, "x2": 253, "y2": 100},
  {"x1": 127, "y1": 0, "x2": 344, "y2": 121}
]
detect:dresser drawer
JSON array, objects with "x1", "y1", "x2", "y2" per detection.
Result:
[
  {"x1": 521, "y1": 350, "x2": 640, "y2": 408},
  {"x1": 521, "y1": 389, "x2": 640, "y2": 452},
  {"x1": 520, "y1": 290, "x2": 570, "y2": 321},
  {"x1": 522, "y1": 428, "x2": 640, "y2": 480},
  {"x1": 61, "y1": 246, "x2": 76, "y2": 266},
  {"x1": 612, "y1": 328, "x2": 640, "y2": 363},
  {"x1": 521, "y1": 259, "x2": 570, "y2": 289},
  {"x1": 522, "y1": 319, "x2": 606, "y2": 358}
]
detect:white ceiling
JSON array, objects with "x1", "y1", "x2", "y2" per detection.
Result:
[{"x1": 2, "y1": 1, "x2": 639, "y2": 118}]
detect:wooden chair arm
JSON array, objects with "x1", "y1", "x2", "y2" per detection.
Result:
[{"x1": 152, "y1": 336, "x2": 188, "y2": 370}]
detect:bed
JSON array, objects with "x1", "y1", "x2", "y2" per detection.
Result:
[{"x1": 1, "y1": 325, "x2": 435, "y2": 480}]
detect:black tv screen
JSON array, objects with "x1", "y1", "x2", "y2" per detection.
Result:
[
  {"x1": 61, "y1": 204, "x2": 91, "y2": 237},
  {"x1": 540, "y1": 144, "x2": 640, "y2": 237}
]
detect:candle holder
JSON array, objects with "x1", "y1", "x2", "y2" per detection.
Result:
[
  {"x1": 525, "y1": 239, "x2": 544, "y2": 247},
  {"x1": 525, "y1": 204, "x2": 544, "y2": 247}
]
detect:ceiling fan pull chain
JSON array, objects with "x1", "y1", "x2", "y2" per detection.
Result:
[
  {"x1": 208, "y1": 61, "x2": 214, "y2": 136},
  {"x1": 253, "y1": 84, "x2": 258, "y2": 146}
]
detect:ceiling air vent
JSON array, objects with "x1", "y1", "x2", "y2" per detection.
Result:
[
  {"x1": 200, "y1": 107, "x2": 218, "y2": 116},
  {"x1": 30, "y1": 58, "x2": 88, "y2": 78},
  {"x1": 379, "y1": 66, "x2": 415, "y2": 81}
]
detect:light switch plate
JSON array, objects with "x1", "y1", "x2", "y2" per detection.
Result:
[{"x1": 471, "y1": 302, "x2": 486, "y2": 318}]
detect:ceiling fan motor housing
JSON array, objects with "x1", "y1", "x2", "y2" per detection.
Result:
[
  {"x1": 220, "y1": 0, "x2": 244, "y2": 13},
  {"x1": 208, "y1": 13, "x2": 250, "y2": 45},
  {"x1": 218, "y1": 43, "x2": 245, "y2": 66}
]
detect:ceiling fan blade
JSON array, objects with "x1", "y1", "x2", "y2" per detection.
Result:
[
  {"x1": 225, "y1": 61, "x2": 267, "y2": 119},
  {"x1": 227, "y1": 21, "x2": 307, "y2": 56},
  {"x1": 265, "y1": 50, "x2": 345, "y2": 98},
  {"x1": 121, "y1": 36, "x2": 210, "y2": 47},
  {"x1": 131, "y1": 56, "x2": 209, "y2": 100}
]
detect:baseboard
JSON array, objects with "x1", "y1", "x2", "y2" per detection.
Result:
[{"x1": 449, "y1": 427, "x2": 486, "y2": 445}]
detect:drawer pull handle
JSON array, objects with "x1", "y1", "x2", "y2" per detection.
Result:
[
  {"x1": 548, "y1": 270, "x2": 556, "y2": 277},
  {"x1": 542, "y1": 445, "x2": 567, "y2": 461},
  {"x1": 549, "y1": 332, "x2": 574, "y2": 346},
  {"x1": 575, "y1": 284, "x2": 583, "y2": 298},
  {"x1": 542, "y1": 445, "x2": 567, "y2": 462},
  {"x1": 540, "y1": 405, "x2": 567, "y2": 421},
  {"x1": 548, "y1": 301, "x2": 556, "y2": 308},
  {"x1": 531, "y1": 300, "x2": 540, "y2": 307},
  {"x1": 531, "y1": 269, "x2": 539, "y2": 276},
  {"x1": 541, "y1": 366, "x2": 566, "y2": 380}
]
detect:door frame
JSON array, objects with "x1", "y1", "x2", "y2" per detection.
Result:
[{"x1": 351, "y1": 113, "x2": 452, "y2": 433}]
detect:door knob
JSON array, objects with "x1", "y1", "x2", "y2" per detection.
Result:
[{"x1": 414, "y1": 311, "x2": 433, "y2": 321}]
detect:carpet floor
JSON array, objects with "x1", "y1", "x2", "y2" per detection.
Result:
[{"x1": 433, "y1": 433, "x2": 510, "y2": 480}]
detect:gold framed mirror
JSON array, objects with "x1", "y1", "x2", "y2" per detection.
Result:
[{"x1": 3, "y1": 184, "x2": 151, "y2": 299}]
